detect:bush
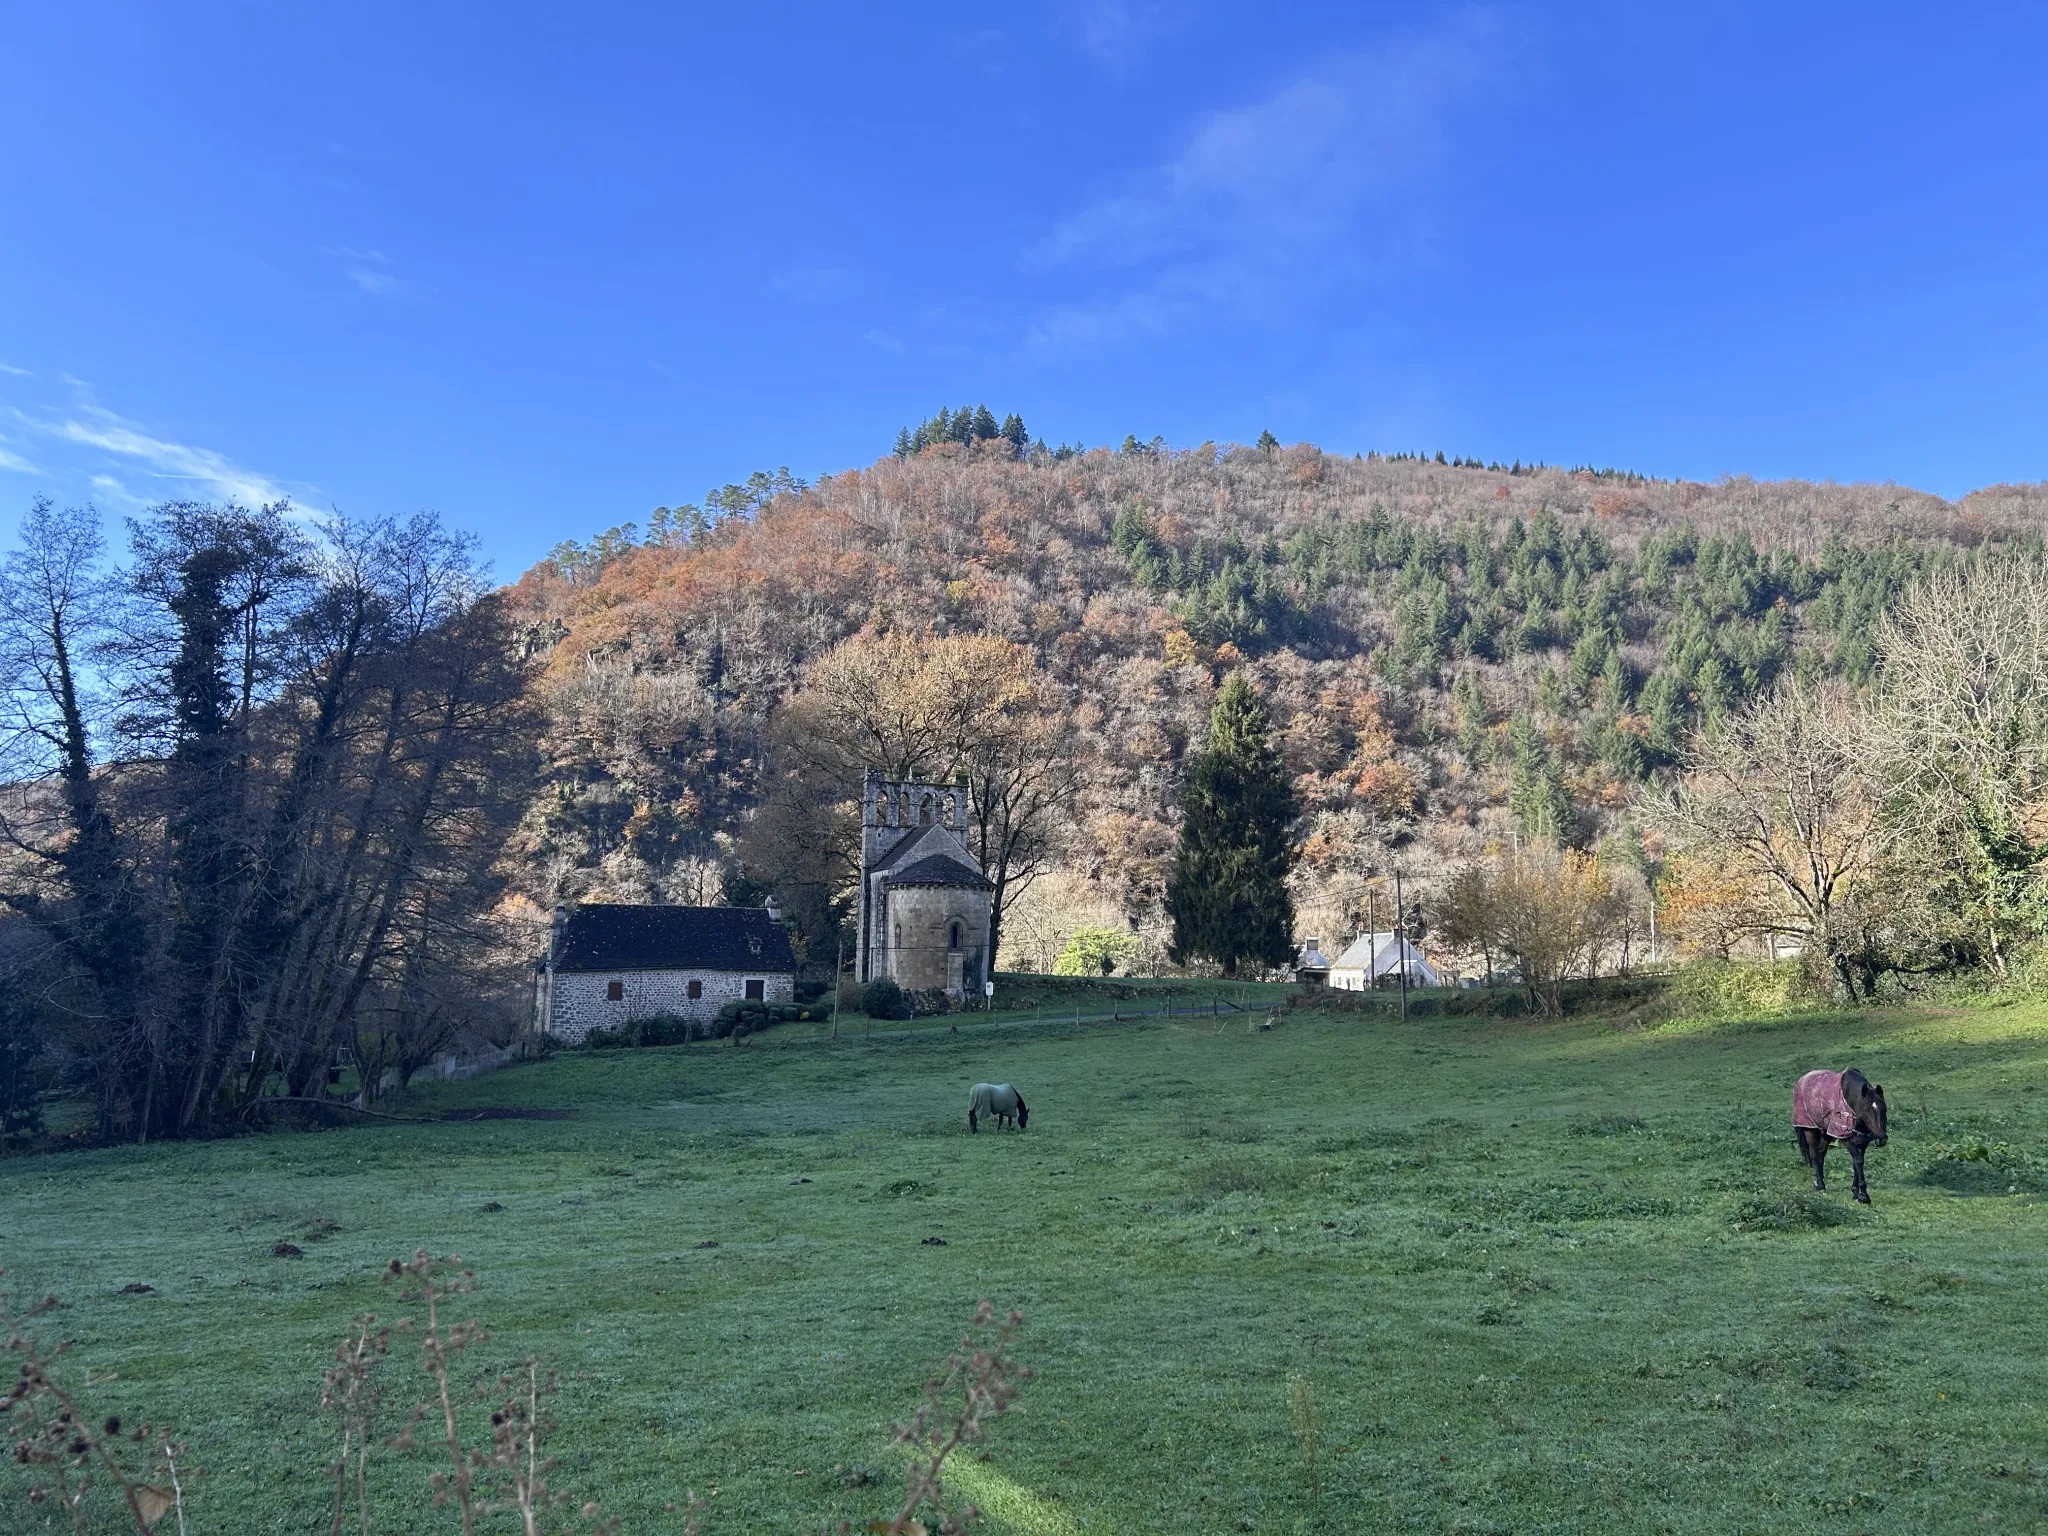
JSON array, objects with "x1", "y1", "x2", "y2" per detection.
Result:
[
  {"x1": 860, "y1": 978, "x2": 907, "y2": 1019},
  {"x1": 1052, "y1": 927, "x2": 1141, "y2": 976},
  {"x1": 581, "y1": 1011, "x2": 711, "y2": 1049},
  {"x1": 1658, "y1": 959, "x2": 1820, "y2": 1021},
  {"x1": 795, "y1": 976, "x2": 829, "y2": 1004}
]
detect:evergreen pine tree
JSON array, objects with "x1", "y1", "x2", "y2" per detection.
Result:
[
  {"x1": 971, "y1": 404, "x2": 999, "y2": 440},
  {"x1": 1166, "y1": 673, "x2": 1298, "y2": 977},
  {"x1": 1255, "y1": 429, "x2": 1280, "y2": 451},
  {"x1": 894, "y1": 427, "x2": 914, "y2": 457},
  {"x1": 1000, "y1": 413, "x2": 1028, "y2": 452}
]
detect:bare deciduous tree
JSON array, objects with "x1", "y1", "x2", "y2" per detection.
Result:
[
  {"x1": 1868, "y1": 558, "x2": 2048, "y2": 971},
  {"x1": 1647, "y1": 679, "x2": 1884, "y2": 998}
]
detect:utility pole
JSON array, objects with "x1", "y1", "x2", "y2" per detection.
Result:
[
  {"x1": 1366, "y1": 888, "x2": 1376, "y2": 990},
  {"x1": 1395, "y1": 866, "x2": 1409, "y2": 1024},
  {"x1": 831, "y1": 933, "x2": 844, "y2": 1039}
]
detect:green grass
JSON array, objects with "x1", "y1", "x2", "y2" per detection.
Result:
[{"x1": 6, "y1": 1000, "x2": 2048, "y2": 1532}]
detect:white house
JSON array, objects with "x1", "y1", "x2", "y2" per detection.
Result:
[
  {"x1": 1294, "y1": 938, "x2": 1335, "y2": 984},
  {"x1": 535, "y1": 903, "x2": 797, "y2": 1043},
  {"x1": 1327, "y1": 932, "x2": 1444, "y2": 991}
]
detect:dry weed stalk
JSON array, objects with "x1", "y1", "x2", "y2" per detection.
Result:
[
  {"x1": 873, "y1": 1300, "x2": 1029, "y2": 1536},
  {"x1": 321, "y1": 1314, "x2": 389, "y2": 1536},
  {"x1": 8, "y1": 1258, "x2": 1027, "y2": 1536},
  {"x1": 1288, "y1": 1375, "x2": 1320, "y2": 1502},
  {"x1": 2, "y1": 1268, "x2": 186, "y2": 1533}
]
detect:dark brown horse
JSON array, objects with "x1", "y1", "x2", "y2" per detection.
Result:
[{"x1": 1793, "y1": 1067, "x2": 1888, "y2": 1203}]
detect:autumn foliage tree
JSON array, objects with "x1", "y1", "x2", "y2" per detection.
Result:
[{"x1": 745, "y1": 630, "x2": 1080, "y2": 965}]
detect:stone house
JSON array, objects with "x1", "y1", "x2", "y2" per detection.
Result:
[
  {"x1": 535, "y1": 902, "x2": 796, "y2": 1043},
  {"x1": 855, "y1": 770, "x2": 993, "y2": 1000}
]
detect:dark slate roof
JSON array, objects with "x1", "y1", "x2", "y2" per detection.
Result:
[
  {"x1": 884, "y1": 854, "x2": 994, "y2": 890},
  {"x1": 554, "y1": 905, "x2": 797, "y2": 974}
]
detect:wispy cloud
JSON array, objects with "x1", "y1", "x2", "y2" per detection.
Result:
[
  {"x1": 0, "y1": 446, "x2": 41, "y2": 475},
  {"x1": 341, "y1": 246, "x2": 405, "y2": 297},
  {"x1": 9, "y1": 399, "x2": 299, "y2": 509},
  {"x1": 770, "y1": 265, "x2": 858, "y2": 304},
  {"x1": 0, "y1": 362, "x2": 29, "y2": 377},
  {"x1": 1024, "y1": 8, "x2": 1519, "y2": 353},
  {"x1": 1060, "y1": 0, "x2": 1203, "y2": 74}
]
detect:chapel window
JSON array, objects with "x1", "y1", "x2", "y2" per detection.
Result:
[
  {"x1": 745, "y1": 978, "x2": 765, "y2": 1001},
  {"x1": 948, "y1": 922, "x2": 962, "y2": 951},
  {"x1": 605, "y1": 980, "x2": 623, "y2": 1001},
  {"x1": 687, "y1": 979, "x2": 703, "y2": 1001}
]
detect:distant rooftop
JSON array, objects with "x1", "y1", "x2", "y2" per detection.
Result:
[{"x1": 554, "y1": 904, "x2": 796, "y2": 973}]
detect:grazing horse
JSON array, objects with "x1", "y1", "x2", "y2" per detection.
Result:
[
  {"x1": 1794, "y1": 1068, "x2": 1888, "y2": 1203},
  {"x1": 968, "y1": 1082, "x2": 1029, "y2": 1134}
]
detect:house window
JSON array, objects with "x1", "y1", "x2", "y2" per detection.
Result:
[
  {"x1": 745, "y1": 978, "x2": 765, "y2": 1001},
  {"x1": 687, "y1": 979, "x2": 703, "y2": 1001},
  {"x1": 948, "y1": 921, "x2": 962, "y2": 951},
  {"x1": 605, "y1": 980, "x2": 624, "y2": 1002}
]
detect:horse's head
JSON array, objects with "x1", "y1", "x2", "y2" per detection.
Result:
[
  {"x1": 1844, "y1": 1069, "x2": 1888, "y2": 1145},
  {"x1": 1014, "y1": 1096, "x2": 1029, "y2": 1131}
]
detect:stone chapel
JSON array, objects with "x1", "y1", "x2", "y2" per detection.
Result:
[{"x1": 855, "y1": 770, "x2": 993, "y2": 1000}]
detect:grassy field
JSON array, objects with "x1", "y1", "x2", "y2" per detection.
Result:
[{"x1": 4, "y1": 997, "x2": 2047, "y2": 1533}]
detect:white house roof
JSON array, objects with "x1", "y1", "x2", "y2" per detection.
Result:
[{"x1": 1328, "y1": 932, "x2": 1442, "y2": 986}]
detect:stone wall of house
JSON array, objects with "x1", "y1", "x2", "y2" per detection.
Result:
[
  {"x1": 882, "y1": 885, "x2": 991, "y2": 996},
  {"x1": 545, "y1": 968, "x2": 793, "y2": 1044}
]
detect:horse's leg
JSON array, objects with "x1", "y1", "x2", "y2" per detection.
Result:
[
  {"x1": 969, "y1": 1109, "x2": 979, "y2": 1134},
  {"x1": 1811, "y1": 1134, "x2": 1828, "y2": 1192},
  {"x1": 1850, "y1": 1137, "x2": 1870, "y2": 1204},
  {"x1": 1795, "y1": 1128, "x2": 1815, "y2": 1176}
]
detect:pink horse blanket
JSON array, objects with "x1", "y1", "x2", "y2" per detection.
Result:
[{"x1": 1794, "y1": 1069, "x2": 1856, "y2": 1139}]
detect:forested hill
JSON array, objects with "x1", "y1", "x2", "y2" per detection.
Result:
[{"x1": 505, "y1": 441, "x2": 2048, "y2": 965}]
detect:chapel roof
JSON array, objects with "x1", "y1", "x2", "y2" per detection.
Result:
[
  {"x1": 884, "y1": 853, "x2": 995, "y2": 890},
  {"x1": 553, "y1": 904, "x2": 797, "y2": 974}
]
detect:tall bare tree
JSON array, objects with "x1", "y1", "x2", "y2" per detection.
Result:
[
  {"x1": 1647, "y1": 679, "x2": 1884, "y2": 998},
  {"x1": 752, "y1": 630, "x2": 1080, "y2": 965},
  {"x1": 1868, "y1": 558, "x2": 2048, "y2": 972}
]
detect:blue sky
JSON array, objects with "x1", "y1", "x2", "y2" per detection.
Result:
[{"x1": 3, "y1": 2, "x2": 2045, "y2": 577}]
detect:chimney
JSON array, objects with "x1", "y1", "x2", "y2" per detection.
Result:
[{"x1": 764, "y1": 896, "x2": 781, "y2": 924}]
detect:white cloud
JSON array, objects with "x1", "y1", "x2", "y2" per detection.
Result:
[
  {"x1": 0, "y1": 446, "x2": 40, "y2": 475},
  {"x1": 770, "y1": 266, "x2": 857, "y2": 303},
  {"x1": 1023, "y1": 8, "x2": 1518, "y2": 352},
  {"x1": 340, "y1": 246, "x2": 405, "y2": 297},
  {"x1": 1061, "y1": 0, "x2": 1202, "y2": 73},
  {"x1": 11, "y1": 400, "x2": 298, "y2": 509},
  {"x1": 0, "y1": 362, "x2": 29, "y2": 377}
]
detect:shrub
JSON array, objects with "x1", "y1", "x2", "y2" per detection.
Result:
[
  {"x1": 1658, "y1": 958, "x2": 1820, "y2": 1020},
  {"x1": 904, "y1": 987, "x2": 955, "y2": 1016},
  {"x1": 581, "y1": 1012, "x2": 695, "y2": 1050},
  {"x1": 860, "y1": 978, "x2": 906, "y2": 1018},
  {"x1": 0, "y1": 989, "x2": 49, "y2": 1149},
  {"x1": 1052, "y1": 927, "x2": 1141, "y2": 976}
]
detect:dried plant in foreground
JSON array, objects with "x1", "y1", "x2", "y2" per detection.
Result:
[
  {"x1": 871, "y1": 1301, "x2": 1029, "y2": 1536},
  {"x1": 8, "y1": 1256, "x2": 1028, "y2": 1536},
  {"x1": 1, "y1": 1268, "x2": 187, "y2": 1533},
  {"x1": 1289, "y1": 1375, "x2": 1321, "y2": 1502}
]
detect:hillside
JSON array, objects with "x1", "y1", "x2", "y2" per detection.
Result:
[{"x1": 505, "y1": 441, "x2": 2048, "y2": 967}]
